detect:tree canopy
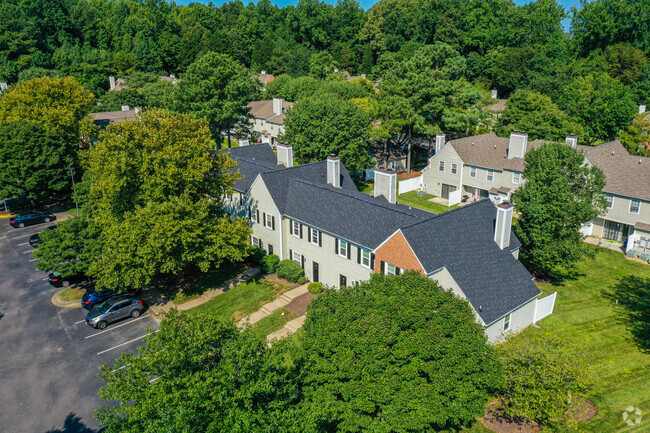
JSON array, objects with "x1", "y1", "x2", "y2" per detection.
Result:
[{"x1": 512, "y1": 142, "x2": 606, "y2": 277}]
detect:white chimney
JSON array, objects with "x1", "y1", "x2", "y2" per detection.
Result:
[
  {"x1": 334, "y1": 68, "x2": 339, "y2": 73},
  {"x1": 640, "y1": 105, "x2": 647, "y2": 114},
  {"x1": 277, "y1": 143, "x2": 293, "y2": 168},
  {"x1": 121, "y1": 105, "x2": 130, "y2": 111},
  {"x1": 272, "y1": 98, "x2": 283, "y2": 116},
  {"x1": 134, "y1": 106, "x2": 141, "y2": 114},
  {"x1": 0, "y1": 82, "x2": 7, "y2": 91},
  {"x1": 566, "y1": 135, "x2": 578, "y2": 148},
  {"x1": 327, "y1": 156, "x2": 341, "y2": 188},
  {"x1": 170, "y1": 74, "x2": 176, "y2": 79},
  {"x1": 261, "y1": 70, "x2": 266, "y2": 75},
  {"x1": 494, "y1": 202, "x2": 514, "y2": 249},
  {"x1": 508, "y1": 132, "x2": 528, "y2": 159},
  {"x1": 239, "y1": 139, "x2": 249, "y2": 147},
  {"x1": 435, "y1": 133, "x2": 445, "y2": 154},
  {"x1": 109, "y1": 76, "x2": 116, "y2": 91},
  {"x1": 491, "y1": 89, "x2": 498, "y2": 99},
  {"x1": 374, "y1": 169, "x2": 397, "y2": 204}
]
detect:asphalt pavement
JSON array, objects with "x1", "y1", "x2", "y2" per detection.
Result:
[{"x1": 0, "y1": 217, "x2": 158, "y2": 432}]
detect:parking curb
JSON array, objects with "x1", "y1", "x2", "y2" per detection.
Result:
[
  {"x1": 0, "y1": 214, "x2": 15, "y2": 218},
  {"x1": 51, "y1": 289, "x2": 82, "y2": 308}
]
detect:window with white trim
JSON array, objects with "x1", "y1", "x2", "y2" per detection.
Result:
[
  {"x1": 251, "y1": 236, "x2": 263, "y2": 248},
  {"x1": 292, "y1": 251, "x2": 302, "y2": 265},
  {"x1": 338, "y1": 239, "x2": 349, "y2": 258},
  {"x1": 486, "y1": 170, "x2": 494, "y2": 182},
  {"x1": 630, "y1": 199, "x2": 640, "y2": 214},
  {"x1": 385, "y1": 262, "x2": 396, "y2": 276},
  {"x1": 451, "y1": 163, "x2": 457, "y2": 174},
  {"x1": 469, "y1": 166, "x2": 477, "y2": 178},
  {"x1": 264, "y1": 213, "x2": 274, "y2": 230},
  {"x1": 251, "y1": 209, "x2": 259, "y2": 223},
  {"x1": 291, "y1": 220, "x2": 301, "y2": 238},
  {"x1": 310, "y1": 228, "x2": 320, "y2": 246},
  {"x1": 504, "y1": 313, "x2": 511, "y2": 331},
  {"x1": 512, "y1": 172, "x2": 521, "y2": 185},
  {"x1": 605, "y1": 194, "x2": 614, "y2": 209},
  {"x1": 361, "y1": 250, "x2": 371, "y2": 268},
  {"x1": 438, "y1": 161, "x2": 445, "y2": 172}
]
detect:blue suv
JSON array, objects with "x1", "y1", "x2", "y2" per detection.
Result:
[{"x1": 81, "y1": 288, "x2": 139, "y2": 310}]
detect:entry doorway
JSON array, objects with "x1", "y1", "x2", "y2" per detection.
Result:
[
  {"x1": 441, "y1": 184, "x2": 457, "y2": 199},
  {"x1": 603, "y1": 220, "x2": 629, "y2": 242},
  {"x1": 312, "y1": 262, "x2": 319, "y2": 283}
]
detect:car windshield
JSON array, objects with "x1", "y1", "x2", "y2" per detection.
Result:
[{"x1": 96, "y1": 301, "x2": 111, "y2": 313}]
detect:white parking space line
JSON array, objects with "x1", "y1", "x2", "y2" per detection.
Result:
[
  {"x1": 29, "y1": 258, "x2": 38, "y2": 262},
  {"x1": 74, "y1": 319, "x2": 86, "y2": 325},
  {"x1": 96, "y1": 329, "x2": 159, "y2": 356},
  {"x1": 22, "y1": 250, "x2": 36, "y2": 254},
  {"x1": 42, "y1": 278, "x2": 48, "y2": 281},
  {"x1": 9, "y1": 233, "x2": 37, "y2": 240},
  {"x1": 85, "y1": 314, "x2": 150, "y2": 339},
  {"x1": 17, "y1": 242, "x2": 28, "y2": 246}
]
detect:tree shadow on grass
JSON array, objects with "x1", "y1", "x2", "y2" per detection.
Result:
[
  {"x1": 607, "y1": 275, "x2": 650, "y2": 353},
  {"x1": 45, "y1": 412, "x2": 103, "y2": 433}
]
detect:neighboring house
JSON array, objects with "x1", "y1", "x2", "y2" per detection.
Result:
[
  {"x1": 90, "y1": 107, "x2": 139, "y2": 129},
  {"x1": 369, "y1": 139, "x2": 408, "y2": 174},
  {"x1": 421, "y1": 132, "x2": 557, "y2": 205},
  {"x1": 257, "y1": 71, "x2": 275, "y2": 87},
  {"x1": 108, "y1": 75, "x2": 179, "y2": 92},
  {"x1": 223, "y1": 143, "x2": 553, "y2": 343},
  {"x1": 247, "y1": 98, "x2": 293, "y2": 147},
  {"x1": 581, "y1": 140, "x2": 650, "y2": 251}
]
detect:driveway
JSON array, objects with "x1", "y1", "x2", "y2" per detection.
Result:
[{"x1": 0, "y1": 217, "x2": 158, "y2": 432}]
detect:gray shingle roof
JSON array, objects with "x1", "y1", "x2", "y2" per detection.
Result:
[
  {"x1": 401, "y1": 199, "x2": 537, "y2": 325},
  {"x1": 221, "y1": 144, "x2": 280, "y2": 192},
  {"x1": 283, "y1": 179, "x2": 433, "y2": 249}
]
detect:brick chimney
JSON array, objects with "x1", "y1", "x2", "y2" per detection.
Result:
[
  {"x1": 374, "y1": 169, "x2": 397, "y2": 204},
  {"x1": 508, "y1": 132, "x2": 528, "y2": 159},
  {"x1": 494, "y1": 202, "x2": 514, "y2": 249},
  {"x1": 273, "y1": 98, "x2": 283, "y2": 116},
  {"x1": 327, "y1": 155, "x2": 341, "y2": 188},
  {"x1": 566, "y1": 135, "x2": 578, "y2": 148},
  {"x1": 277, "y1": 143, "x2": 293, "y2": 168},
  {"x1": 109, "y1": 76, "x2": 116, "y2": 91},
  {"x1": 435, "y1": 133, "x2": 445, "y2": 154}
]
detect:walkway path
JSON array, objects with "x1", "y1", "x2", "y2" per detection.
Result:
[
  {"x1": 584, "y1": 236, "x2": 625, "y2": 253},
  {"x1": 237, "y1": 283, "x2": 309, "y2": 327}
]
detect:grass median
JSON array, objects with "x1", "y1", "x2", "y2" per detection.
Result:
[{"x1": 251, "y1": 308, "x2": 299, "y2": 338}]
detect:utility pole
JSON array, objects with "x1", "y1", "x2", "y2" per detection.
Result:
[{"x1": 69, "y1": 165, "x2": 79, "y2": 216}]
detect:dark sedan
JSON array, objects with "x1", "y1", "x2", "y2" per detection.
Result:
[
  {"x1": 48, "y1": 272, "x2": 87, "y2": 288},
  {"x1": 86, "y1": 296, "x2": 147, "y2": 329},
  {"x1": 81, "y1": 288, "x2": 139, "y2": 311},
  {"x1": 9, "y1": 213, "x2": 56, "y2": 228},
  {"x1": 29, "y1": 226, "x2": 57, "y2": 247}
]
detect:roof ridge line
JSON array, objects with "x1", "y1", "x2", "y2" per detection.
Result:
[{"x1": 400, "y1": 199, "x2": 490, "y2": 231}]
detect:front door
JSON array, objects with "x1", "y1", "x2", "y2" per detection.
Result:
[
  {"x1": 339, "y1": 274, "x2": 347, "y2": 288},
  {"x1": 312, "y1": 262, "x2": 319, "y2": 282},
  {"x1": 441, "y1": 184, "x2": 457, "y2": 199},
  {"x1": 268, "y1": 244, "x2": 273, "y2": 255}
]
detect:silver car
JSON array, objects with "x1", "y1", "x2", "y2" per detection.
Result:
[{"x1": 85, "y1": 296, "x2": 146, "y2": 329}]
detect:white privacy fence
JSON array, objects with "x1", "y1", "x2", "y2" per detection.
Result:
[
  {"x1": 448, "y1": 189, "x2": 462, "y2": 206},
  {"x1": 533, "y1": 292, "x2": 557, "y2": 323},
  {"x1": 398, "y1": 175, "x2": 423, "y2": 194}
]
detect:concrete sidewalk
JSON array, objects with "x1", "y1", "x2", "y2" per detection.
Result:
[
  {"x1": 584, "y1": 236, "x2": 625, "y2": 253},
  {"x1": 238, "y1": 283, "x2": 309, "y2": 327},
  {"x1": 266, "y1": 315, "x2": 307, "y2": 345}
]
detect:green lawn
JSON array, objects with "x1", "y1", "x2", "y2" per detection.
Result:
[
  {"x1": 58, "y1": 286, "x2": 85, "y2": 302},
  {"x1": 396, "y1": 191, "x2": 459, "y2": 214},
  {"x1": 189, "y1": 278, "x2": 288, "y2": 321},
  {"x1": 251, "y1": 308, "x2": 299, "y2": 338}
]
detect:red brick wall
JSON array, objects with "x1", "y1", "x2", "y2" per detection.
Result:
[{"x1": 374, "y1": 231, "x2": 424, "y2": 274}]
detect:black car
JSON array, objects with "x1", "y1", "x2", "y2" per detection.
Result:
[
  {"x1": 81, "y1": 288, "x2": 139, "y2": 311},
  {"x1": 86, "y1": 296, "x2": 147, "y2": 329},
  {"x1": 29, "y1": 226, "x2": 57, "y2": 247},
  {"x1": 48, "y1": 272, "x2": 87, "y2": 288},
  {"x1": 9, "y1": 212, "x2": 56, "y2": 228}
]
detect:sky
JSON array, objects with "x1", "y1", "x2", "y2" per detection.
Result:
[{"x1": 173, "y1": 0, "x2": 583, "y2": 12}]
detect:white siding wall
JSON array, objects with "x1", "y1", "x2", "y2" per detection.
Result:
[
  {"x1": 248, "y1": 178, "x2": 283, "y2": 256},
  {"x1": 421, "y1": 145, "x2": 463, "y2": 196},
  {"x1": 598, "y1": 194, "x2": 649, "y2": 228}
]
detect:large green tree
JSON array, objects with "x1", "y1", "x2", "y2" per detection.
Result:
[
  {"x1": 294, "y1": 272, "x2": 503, "y2": 432},
  {"x1": 497, "y1": 89, "x2": 585, "y2": 141},
  {"x1": 559, "y1": 72, "x2": 637, "y2": 142},
  {"x1": 96, "y1": 310, "x2": 296, "y2": 433},
  {"x1": 174, "y1": 52, "x2": 259, "y2": 147},
  {"x1": 512, "y1": 143, "x2": 606, "y2": 278},
  {"x1": 0, "y1": 122, "x2": 74, "y2": 201},
  {"x1": 282, "y1": 93, "x2": 372, "y2": 173},
  {"x1": 85, "y1": 109, "x2": 251, "y2": 290}
]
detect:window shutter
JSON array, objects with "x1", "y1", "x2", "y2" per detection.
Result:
[
  {"x1": 272, "y1": 216, "x2": 275, "y2": 230},
  {"x1": 371, "y1": 253, "x2": 375, "y2": 270},
  {"x1": 380, "y1": 261, "x2": 385, "y2": 275},
  {"x1": 260, "y1": 239, "x2": 264, "y2": 248},
  {"x1": 300, "y1": 224, "x2": 303, "y2": 239},
  {"x1": 289, "y1": 249, "x2": 293, "y2": 261},
  {"x1": 396, "y1": 266, "x2": 401, "y2": 274},
  {"x1": 247, "y1": 208, "x2": 251, "y2": 220},
  {"x1": 347, "y1": 243, "x2": 351, "y2": 259},
  {"x1": 256, "y1": 209, "x2": 259, "y2": 223},
  {"x1": 262, "y1": 212, "x2": 266, "y2": 226},
  {"x1": 318, "y1": 231, "x2": 322, "y2": 247},
  {"x1": 335, "y1": 238, "x2": 339, "y2": 254},
  {"x1": 290, "y1": 222, "x2": 294, "y2": 236},
  {"x1": 357, "y1": 247, "x2": 361, "y2": 264},
  {"x1": 301, "y1": 255, "x2": 305, "y2": 269}
]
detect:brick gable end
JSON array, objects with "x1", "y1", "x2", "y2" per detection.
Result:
[{"x1": 374, "y1": 231, "x2": 424, "y2": 274}]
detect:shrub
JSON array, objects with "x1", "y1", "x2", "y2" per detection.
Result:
[
  {"x1": 247, "y1": 246, "x2": 266, "y2": 266},
  {"x1": 260, "y1": 254, "x2": 280, "y2": 274},
  {"x1": 276, "y1": 260, "x2": 304, "y2": 283},
  {"x1": 298, "y1": 276, "x2": 308, "y2": 285},
  {"x1": 308, "y1": 282, "x2": 323, "y2": 294}
]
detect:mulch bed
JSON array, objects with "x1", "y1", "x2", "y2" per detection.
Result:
[
  {"x1": 262, "y1": 274, "x2": 300, "y2": 289},
  {"x1": 480, "y1": 399, "x2": 598, "y2": 433},
  {"x1": 284, "y1": 292, "x2": 317, "y2": 316}
]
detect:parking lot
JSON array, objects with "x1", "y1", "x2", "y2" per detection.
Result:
[{"x1": 0, "y1": 215, "x2": 158, "y2": 432}]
